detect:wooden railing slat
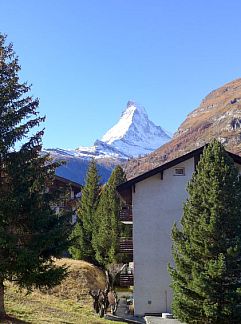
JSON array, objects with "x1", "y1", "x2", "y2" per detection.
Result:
[
  {"x1": 119, "y1": 237, "x2": 133, "y2": 254},
  {"x1": 119, "y1": 205, "x2": 133, "y2": 222}
]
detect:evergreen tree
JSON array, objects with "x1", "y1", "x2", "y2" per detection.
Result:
[
  {"x1": 70, "y1": 159, "x2": 100, "y2": 263},
  {"x1": 93, "y1": 165, "x2": 126, "y2": 266},
  {"x1": 0, "y1": 34, "x2": 72, "y2": 317},
  {"x1": 169, "y1": 140, "x2": 241, "y2": 324}
]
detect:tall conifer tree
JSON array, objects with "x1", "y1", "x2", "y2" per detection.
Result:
[
  {"x1": 0, "y1": 34, "x2": 72, "y2": 317},
  {"x1": 70, "y1": 159, "x2": 100, "y2": 263},
  {"x1": 93, "y1": 165, "x2": 126, "y2": 266},
  {"x1": 169, "y1": 140, "x2": 241, "y2": 324}
]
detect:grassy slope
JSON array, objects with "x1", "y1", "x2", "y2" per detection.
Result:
[{"x1": 3, "y1": 258, "x2": 125, "y2": 324}]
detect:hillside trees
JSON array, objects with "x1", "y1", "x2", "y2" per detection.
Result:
[
  {"x1": 92, "y1": 165, "x2": 126, "y2": 266},
  {"x1": 169, "y1": 140, "x2": 241, "y2": 324},
  {"x1": 0, "y1": 34, "x2": 72, "y2": 317},
  {"x1": 70, "y1": 163, "x2": 127, "y2": 267},
  {"x1": 70, "y1": 159, "x2": 101, "y2": 263}
]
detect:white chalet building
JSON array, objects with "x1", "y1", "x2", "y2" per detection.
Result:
[{"x1": 117, "y1": 146, "x2": 241, "y2": 316}]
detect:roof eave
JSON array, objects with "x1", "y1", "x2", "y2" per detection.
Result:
[{"x1": 117, "y1": 145, "x2": 241, "y2": 193}]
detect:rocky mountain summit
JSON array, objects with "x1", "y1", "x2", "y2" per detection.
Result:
[
  {"x1": 101, "y1": 101, "x2": 170, "y2": 157},
  {"x1": 125, "y1": 78, "x2": 241, "y2": 179},
  {"x1": 46, "y1": 101, "x2": 170, "y2": 184}
]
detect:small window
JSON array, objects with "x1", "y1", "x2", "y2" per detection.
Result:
[
  {"x1": 174, "y1": 167, "x2": 185, "y2": 176},
  {"x1": 70, "y1": 190, "x2": 75, "y2": 199}
]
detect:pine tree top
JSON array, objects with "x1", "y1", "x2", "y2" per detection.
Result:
[{"x1": 170, "y1": 139, "x2": 241, "y2": 324}]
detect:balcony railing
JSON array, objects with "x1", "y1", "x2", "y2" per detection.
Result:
[
  {"x1": 119, "y1": 273, "x2": 134, "y2": 287},
  {"x1": 119, "y1": 205, "x2": 133, "y2": 222},
  {"x1": 119, "y1": 238, "x2": 133, "y2": 254}
]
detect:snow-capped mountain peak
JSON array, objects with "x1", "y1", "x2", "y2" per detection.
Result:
[
  {"x1": 101, "y1": 101, "x2": 146, "y2": 144},
  {"x1": 101, "y1": 101, "x2": 171, "y2": 157}
]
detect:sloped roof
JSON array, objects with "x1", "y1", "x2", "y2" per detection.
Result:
[
  {"x1": 117, "y1": 145, "x2": 241, "y2": 192},
  {"x1": 55, "y1": 175, "x2": 82, "y2": 190}
]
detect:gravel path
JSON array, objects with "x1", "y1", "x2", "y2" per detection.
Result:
[{"x1": 145, "y1": 316, "x2": 182, "y2": 324}]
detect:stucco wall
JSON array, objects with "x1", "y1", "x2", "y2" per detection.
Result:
[{"x1": 133, "y1": 158, "x2": 195, "y2": 316}]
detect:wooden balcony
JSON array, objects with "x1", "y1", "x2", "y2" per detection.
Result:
[
  {"x1": 119, "y1": 273, "x2": 134, "y2": 287},
  {"x1": 119, "y1": 205, "x2": 133, "y2": 222},
  {"x1": 119, "y1": 238, "x2": 133, "y2": 254}
]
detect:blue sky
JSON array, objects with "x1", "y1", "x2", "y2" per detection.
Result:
[{"x1": 1, "y1": 0, "x2": 241, "y2": 149}]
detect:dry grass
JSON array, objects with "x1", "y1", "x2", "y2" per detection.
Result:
[
  {"x1": 45, "y1": 258, "x2": 106, "y2": 301},
  {"x1": 3, "y1": 258, "x2": 124, "y2": 324}
]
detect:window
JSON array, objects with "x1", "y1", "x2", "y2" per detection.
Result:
[
  {"x1": 174, "y1": 167, "x2": 185, "y2": 176},
  {"x1": 70, "y1": 190, "x2": 75, "y2": 199}
]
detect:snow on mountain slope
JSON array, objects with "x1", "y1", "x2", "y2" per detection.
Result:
[
  {"x1": 46, "y1": 141, "x2": 129, "y2": 161},
  {"x1": 101, "y1": 101, "x2": 171, "y2": 157},
  {"x1": 44, "y1": 148, "x2": 122, "y2": 184},
  {"x1": 76, "y1": 140, "x2": 130, "y2": 159}
]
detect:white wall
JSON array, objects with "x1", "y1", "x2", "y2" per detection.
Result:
[{"x1": 133, "y1": 158, "x2": 195, "y2": 316}]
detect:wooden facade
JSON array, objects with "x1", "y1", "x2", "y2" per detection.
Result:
[{"x1": 50, "y1": 176, "x2": 82, "y2": 219}]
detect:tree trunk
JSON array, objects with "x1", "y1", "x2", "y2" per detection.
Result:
[{"x1": 0, "y1": 278, "x2": 6, "y2": 318}]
